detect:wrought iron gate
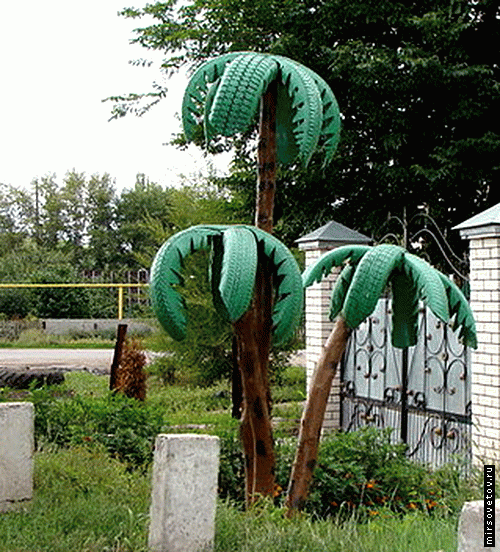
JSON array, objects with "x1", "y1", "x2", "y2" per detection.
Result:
[{"x1": 340, "y1": 298, "x2": 471, "y2": 468}]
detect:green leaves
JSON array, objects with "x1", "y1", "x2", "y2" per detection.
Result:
[
  {"x1": 303, "y1": 244, "x2": 477, "y2": 349},
  {"x1": 150, "y1": 225, "x2": 304, "y2": 345},
  {"x1": 182, "y1": 52, "x2": 341, "y2": 167}
]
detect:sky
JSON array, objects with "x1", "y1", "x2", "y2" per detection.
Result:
[{"x1": 0, "y1": 0, "x2": 230, "y2": 193}]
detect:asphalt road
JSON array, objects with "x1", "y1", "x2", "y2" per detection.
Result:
[
  {"x1": 0, "y1": 349, "x2": 306, "y2": 373},
  {"x1": 0, "y1": 349, "x2": 115, "y2": 373}
]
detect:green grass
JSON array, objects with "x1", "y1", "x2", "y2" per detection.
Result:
[
  {"x1": 0, "y1": 328, "x2": 114, "y2": 349},
  {"x1": 0, "y1": 448, "x2": 459, "y2": 552},
  {"x1": 216, "y1": 501, "x2": 458, "y2": 552},
  {"x1": 0, "y1": 367, "x2": 472, "y2": 552},
  {"x1": 0, "y1": 447, "x2": 151, "y2": 552}
]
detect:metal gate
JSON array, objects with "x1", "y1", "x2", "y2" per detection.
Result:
[{"x1": 340, "y1": 298, "x2": 471, "y2": 468}]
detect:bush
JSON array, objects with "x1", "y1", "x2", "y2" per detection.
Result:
[
  {"x1": 217, "y1": 426, "x2": 467, "y2": 519},
  {"x1": 0, "y1": 288, "x2": 33, "y2": 318},
  {"x1": 304, "y1": 426, "x2": 463, "y2": 519},
  {"x1": 29, "y1": 387, "x2": 166, "y2": 470}
]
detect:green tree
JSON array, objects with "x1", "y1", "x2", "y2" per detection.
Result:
[
  {"x1": 112, "y1": 0, "x2": 500, "y2": 250},
  {"x1": 285, "y1": 244, "x2": 477, "y2": 515},
  {"x1": 86, "y1": 173, "x2": 121, "y2": 269},
  {"x1": 115, "y1": 174, "x2": 173, "y2": 267},
  {"x1": 59, "y1": 170, "x2": 87, "y2": 249},
  {"x1": 32, "y1": 174, "x2": 65, "y2": 249}
]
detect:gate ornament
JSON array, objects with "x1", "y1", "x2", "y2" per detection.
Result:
[{"x1": 286, "y1": 244, "x2": 477, "y2": 515}]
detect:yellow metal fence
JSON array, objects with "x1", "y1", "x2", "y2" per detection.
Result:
[{"x1": 0, "y1": 283, "x2": 149, "y2": 320}]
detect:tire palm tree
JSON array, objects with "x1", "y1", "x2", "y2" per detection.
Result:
[
  {"x1": 179, "y1": 52, "x2": 340, "y2": 503},
  {"x1": 285, "y1": 244, "x2": 477, "y2": 514},
  {"x1": 182, "y1": 51, "x2": 341, "y2": 232},
  {"x1": 149, "y1": 224, "x2": 303, "y2": 503}
]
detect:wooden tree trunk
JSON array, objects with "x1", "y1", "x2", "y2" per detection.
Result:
[
  {"x1": 286, "y1": 317, "x2": 352, "y2": 515},
  {"x1": 235, "y1": 261, "x2": 275, "y2": 504},
  {"x1": 235, "y1": 79, "x2": 278, "y2": 505}
]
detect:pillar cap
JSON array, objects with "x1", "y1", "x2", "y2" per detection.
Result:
[
  {"x1": 296, "y1": 221, "x2": 372, "y2": 250},
  {"x1": 454, "y1": 203, "x2": 500, "y2": 239}
]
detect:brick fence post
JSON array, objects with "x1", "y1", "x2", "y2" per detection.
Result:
[
  {"x1": 297, "y1": 221, "x2": 371, "y2": 432},
  {"x1": 455, "y1": 204, "x2": 500, "y2": 467}
]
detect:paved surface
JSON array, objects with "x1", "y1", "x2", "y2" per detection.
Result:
[
  {"x1": 0, "y1": 349, "x2": 306, "y2": 374},
  {"x1": 0, "y1": 349, "x2": 115, "y2": 373}
]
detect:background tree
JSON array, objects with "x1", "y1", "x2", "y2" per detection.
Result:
[
  {"x1": 86, "y1": 173, "x2": 120, "y2": 270},
  {"x1": 112, "y1": 0, "x2": 500, "y2": 253},
  {"x1": 115, "y1": 174, "x2": 174, "y2": 268},
  {"x1": 0, "y1": 169, "x2": 244, "y2": 320}
]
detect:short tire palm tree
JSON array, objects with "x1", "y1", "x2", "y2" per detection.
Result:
[
  {"x1": 150, "y1": 224, "x2": 303, "y2": 503},
  {"x1": 286, "y1": 244, "x2": 477, "y2": 514},
  {"x1": 176, "y1": 52, "x2": 341, "y2": 503}
]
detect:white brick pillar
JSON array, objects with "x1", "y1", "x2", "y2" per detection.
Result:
[
  {"x1": 455, "y1": 205, "x2": 500, "y2": 467},
  {"x1": 297, "y1": 222, "x2": 371, "y2": 432}
]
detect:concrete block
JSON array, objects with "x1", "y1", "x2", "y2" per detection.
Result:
[
  {"x1": 458, "y1": 500, "x2": 500, "y2": 551},
  {"x1": 0, "y1": 402, "x2": 34, "y2": 512},
  {"x1": 148, "y1": 434, "x2": 220, "y2": 552}
]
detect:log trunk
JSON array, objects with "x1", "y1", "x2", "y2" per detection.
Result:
[
  {"x1": 234, "y1": 261, "x2": 275, "y2": 504},
  {"x1": 234, "y1": 79, "x2": 278, "y2": 505},
  {"x1": 286, "y1": 317, "x2": 352, "y2": 515}
]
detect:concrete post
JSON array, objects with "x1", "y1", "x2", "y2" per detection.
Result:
[
  {"x1": 455, "y1": 205, "x2": 500, "y2": 467},
  {"x1": 148, "y1": 434, "x2": 220, "y2": 552},
  {"x1": 0, "y1": 402, "x2": 34, "y2": 512},
  {"x1": 297, "y1": 221, "x2": 371, "y2": 432},
  {"x1": 458, "y1": 500, "x2": 500, "y2": 551}
]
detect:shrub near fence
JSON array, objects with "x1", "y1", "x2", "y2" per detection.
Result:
[{"x1": 0, "y1": 319, "x2": 41, "y2": 340}]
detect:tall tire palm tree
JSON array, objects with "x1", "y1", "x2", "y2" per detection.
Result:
[
  {"x1": 179, "y1": 52, "x2": 341, "y2": 503},
  {"x1": 149, "y1": 224, "x2": 303, "y2": 504},
  {"x1": 285, "y1": 244, "x2": 477, "y2": 515}
]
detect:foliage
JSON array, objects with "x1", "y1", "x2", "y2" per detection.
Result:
[
  {"x1": 113, "y1": 0, "x2": 500, "y2": 254},
  {"x1": 217, "y1": 425, "x2": 471, "y2": 521},
  {"x1": 26, "y1": 386, "x2": 166, "y2": 470},
  {"x1": 303, "y1": 427, "x2": 466, "y2": 520},
  {"x1": 0, "y1": 447, "x2": 151, "y2": 552}
]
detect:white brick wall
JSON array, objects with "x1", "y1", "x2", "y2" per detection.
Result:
[
  {"x1": 467, "y1": 235, "x2": 500, "y2": 466},
  {"x1": 301, "y1": 247, "x2": 341, "y2": 433}
]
